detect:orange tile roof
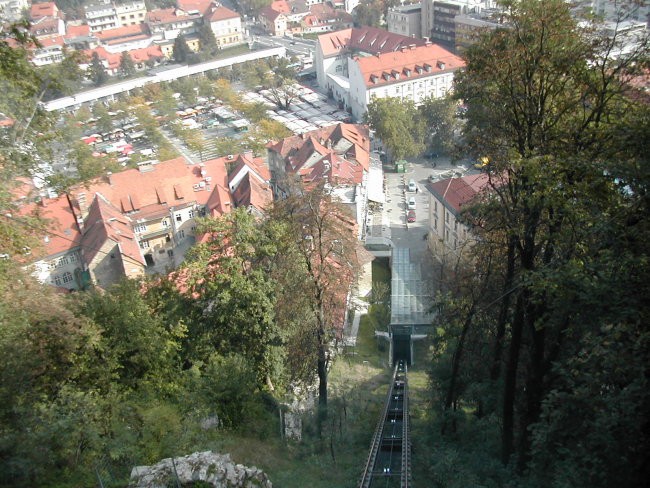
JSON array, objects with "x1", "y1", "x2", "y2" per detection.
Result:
[
  {"x1": 81, "y1": 193, "x2": 145, "y2": 267},
  {"x1": 177, "y1": 0, "x2": 214, "y2": 15},
  {"x1": 317, "y1": 28, "x2": 352, "y2": 56},
  {"x1": 95, "y1": 24, "x2": 149, "y2": 42},
  {"x1": 207, "y1": 5, "x2": 239, "y2": 22},
  {"x1": 146, "y1": 8, "x2": 201, "y2": 24},
  {"x1": 65, "y1": 23, "x2": 90, "y2": 38},
  {"x1": 270, "y1": 0, "x2": 291, "y2": 14},
  {"x1": 84, "y1": 46, "x2": 122, "y2": 70},
  {"x1": 34, "y1": 35, "x2": 65, "y2": 47},
  {"x1": 19, "y1": 195, "x2": 82, "y2": 260},
  {"x1": 355, "y1": 43, "x2": 465, "y2": 88},
  {"x1": 68, "y1": 156, "x2": 236, "y2": 222},
  {"x1": 267, "y1": 123, "x2": 370, "y2": 186},
  {"x1": 30, "y1": 2, "x2": 58, "y2": 20}
]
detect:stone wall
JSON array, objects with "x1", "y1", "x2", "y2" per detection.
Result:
[{"x1": 129, "y1": 451, "x2": 272, "y2": 488}]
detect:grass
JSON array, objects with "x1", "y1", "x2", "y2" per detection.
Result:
[{"x1": 156, "y1": 256, "x2": 433, "y2": 488}]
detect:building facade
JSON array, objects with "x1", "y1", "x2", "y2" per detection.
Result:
[
  {"x1": 387, "y1": 3, "x2": 422, "y2": 39},
  {"x1": 207, "y1": 6, "x2": 243, "y2": 49},
  {"x1": 115, "y1": 0, "x2": 147, "y2": 26}
]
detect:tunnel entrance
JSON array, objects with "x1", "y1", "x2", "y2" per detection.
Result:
[{"x1": 392, "y1": 333, "x2": 412, "y2": 365}]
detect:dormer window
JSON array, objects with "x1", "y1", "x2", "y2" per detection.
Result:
[
  {"x1": 383, "y1": 72, "x2": 391, "y2": 81},
  {"x1": 424, "y1": 63, "x2": 432, "y2": 72},
  {"x1": 404, "y1": 68, "x2": 411, "y2": 77},
  {"x1": 415, "y1": 65, "x2": 423, "y2": 74},
  {"x1": 370, "y1": 74, "x2": 379, "y2": 84},
  {"x1": 437, "y1": 61, "x2": 446, "y2": 69},
  {"x1": 392, "y1": 70, "x2": 400, "y2": 79}
]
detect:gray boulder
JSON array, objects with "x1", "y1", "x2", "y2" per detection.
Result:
[{"x1": 129, "y1": 451, "x2": 272, "y2": 488}]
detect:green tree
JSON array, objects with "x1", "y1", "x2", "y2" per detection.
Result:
[
  {"x1": 119, "y1": 50, "x2": 136, "y2": 77},
  {"x1": 271, "y1": 183, "x2": 360, "y2": 431},
  {"x1": 173, "y1": 34, "x2": 191, "y2": 64},
  {"x1": 77, "y1": 279, "x2": 184, "y2": 393},
  {"x1": 198, "y1": 22, "x2": 218, "y2": 58},
  {"x1": 88, "y1": 51, "x2": 108, "y2": 87},
  {"x1": 365, "y1": 97, "x2": 425, "y2": 161},
  {"x1": 92, "y1": 102, "x2": 114, "y2": 135},
  {"x1": 418, "y1": 95, "x2": 460, "y2": 156},
  {"x1": 437, "y1": 0, "x2": 650, "y2": 477}
]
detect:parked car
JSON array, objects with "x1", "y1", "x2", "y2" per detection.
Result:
[
  {"x1": 408, "y1": 197, "x2": 416, "y2": 210},
  {"x1": 407, "y1": 210, "x2": 416, "y2": 223},
  {"x1": 408, "y1": 180, "x2": 417, "y2": 192}
]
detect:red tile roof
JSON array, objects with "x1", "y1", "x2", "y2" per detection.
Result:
[
  {"x1": 65, "y1": 23, "x2": 90, "y2": 39},
  {"x1": 81, "y1": 193, "x2": 144, "y2": 267},
  {"x1": 270, "y1": 0, "x2": 291, "y2": 14},
  {"x1": 19, "y1": 194, "x2": 82, "y2": 260},
  {"x1": 318, "y1": 26, "x2": 427, "y2": 57},
  {"x1": 30, "y1": 1, "x2": 58, "y2": 20},
  {"x1": 95, "y1": 24, "x2": 149, "y2": 42},
  {"x1": 146, "y1": 8, "x2": 201, "y2": 24},
  {"x1": 267, "y1": 123, "x2": 370, "y2": 185},
  {"x1": 259, "y1": 6, "x2": 286, "y2": 22},
  {"x1": 67, "y1": 156, "x2": 265, "y2": 224},
  {"x1": 207, "y1": 5, "x2": 239, "y2": 22},
  {"x1": 428, "y1": 173, "x2": 490, "y2": 214},
  {"x1": 355, "y1": 43, "x2": 465, "y2": 88},
  {"x1": 177, "y1": 0, "x2": 214, "y2": 15}
]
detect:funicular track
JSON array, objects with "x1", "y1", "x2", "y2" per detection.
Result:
[{"x1": 358, "y1": 360, "x2": 411, "y2": 488}]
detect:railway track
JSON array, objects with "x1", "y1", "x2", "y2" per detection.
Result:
[{"x1": 358, "y1": 360, "x2": 411, "y2": 488}]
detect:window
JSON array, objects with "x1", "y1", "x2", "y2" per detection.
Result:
[
  {"x1": 162, "y1": 220, "x2": 169, "y2": 228},
  {"x1": 178, "y1": 230, "x2": 185, "y2": 239},
  {"x1": 445, "y1": 211, "x2": 449, "y2": 223},
  {"x1": 176, "y1": 214, "x2": 182, "y2": 222},
  {"x1": 188, "y1": 209, "x2": 194, "y2": 218},
  {"x1": 69, "y1": 252, "x2": 77, "y2": 263},
  {"x1": 59, "y1": 255, "x2": 69, "y2": 266},
  {"x1": 135, "y1": 223, "x2": 147, "y2": 233},
  {"x1": 139, "y1": 240, "x2": 149, "y2": 249},
  {"x1": 62, "y1": 271, "x2": 73, "y2": 284},
  {"x1": 54, "y1": 275, "x2": 62, "y2": 286}
]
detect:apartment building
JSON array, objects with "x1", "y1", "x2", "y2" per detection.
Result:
[
  {"x1": 85, "y1": 0, "x2": 119, "y2": 32},
  {"x1": 115, "y1": 0, "x2": 147, "y2": 26},
  {"x1": 387, "y1": 3, "x2": 422, "y2": 39},
  {"x1": 206, "y1": 5, "x2": 243, "y2": 49}
]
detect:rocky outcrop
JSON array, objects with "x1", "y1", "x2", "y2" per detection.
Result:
[{"x1": 129, "y1": 451, "x2": 272, "y2": 488}]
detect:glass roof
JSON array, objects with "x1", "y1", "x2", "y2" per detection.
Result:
[{"x1": 390, "y1": 247, "x2": 434, "y2": 326}]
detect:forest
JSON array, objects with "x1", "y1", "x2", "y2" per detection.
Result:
[{"x1": 1, "y1": 0, "x2": 649, "y2": 486}]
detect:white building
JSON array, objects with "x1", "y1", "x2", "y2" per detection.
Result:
[
  {"x1": 115, "y1": 0, "x2": 147, "y2": 26},
  {"x1": 206, "y1": 5, "x2": 243, "y2": 49},
  {"x1": 0, "y1": 0, "x2": 29, "y2": 22},
  {"x1": 85, "y1": 1, "x2": 119, "y2": 32},
  {"x1": 426, "y1": 173, "x2": 490, "y2": 254},
  {"x1": 316, "y1": 27, "x2": 464, "y2": 121}
]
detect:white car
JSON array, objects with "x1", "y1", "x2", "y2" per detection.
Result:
[
  {"x1": 408, "y1": 180, "x2": 417, "y2": 192},
  {"x1": 408, "y1": 197, "x2": 416, "y2": 210}
]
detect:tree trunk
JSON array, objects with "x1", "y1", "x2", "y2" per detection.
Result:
[
  {"x1": 502, "y1": 291, "x2": 525, "y2": 465},
  {"x1": 443, "y1": 302, "x2": 477, "y2": 434},
  {"x1": 491, "y1": 235, "x2": 517, "y2": 382}
]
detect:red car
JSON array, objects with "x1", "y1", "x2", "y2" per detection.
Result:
[{"x1": 407, "y1": 210, "x2": 416, "y2": 223}]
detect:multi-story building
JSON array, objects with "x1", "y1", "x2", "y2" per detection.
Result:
[
  {"x1": 267, "y1": 123, "x2": 371, "y2": 234},
  {"x1": 316, "y1": 27, "x2": 464, "y2": 121},
  {"x1": 1, "y1": 0, "x2": 29, "y2": 22},
  {"x1": 454, "y1": 8, "x2": 502, "y2": 53},
  {"x1": 206, "y1": 5, "x2": 243, "y2": 49},
  {"x1": 387, "y1": 3, "x2": 422, "y2": 39},
  {"x1": 20, "y1": 153, "x2": 272, "y2": 290},
  {"x1": 421, "y1": 0, "x2": 497, "y2": 51},
  {"x1": 258, "y1": 4, "x2": 289, "y2": 36},
  {"x1": 94, "y1": 24, "x2": 153, "y2": 54},
  {"x1": 588, "y1": 0, "x2": 649, "y2": 23},
  {"x1": 426, "y1": 173, "x2": 489, "y2": 254},
  {"x1": 115, "y1": 0, "x2": 147, "y2": 26},
  {"x1": 146, "y1": 7, "x2": 203, "y2": 41},
  {"x1": 85, "y1": 1, "x2": 119, "y2": 33}
]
